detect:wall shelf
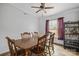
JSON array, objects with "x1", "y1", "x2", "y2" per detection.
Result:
[{"x1": 64, "y1": 21, "x2": 79, "y2": 51}]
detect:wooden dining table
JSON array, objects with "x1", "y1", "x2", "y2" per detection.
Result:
[
  {"x1": 14, "y1": 38, "x2": 38, "y2": 55},
  {"x1": 14, "y1": 33, "x2": 44, "y2": 55}
]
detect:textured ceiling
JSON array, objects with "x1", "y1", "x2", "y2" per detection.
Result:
[{"x1": 11, "y1": 3, "x2": 79, "y2": 17}]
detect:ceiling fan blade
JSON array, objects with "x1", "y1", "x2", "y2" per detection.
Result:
[
  {"x1": 36, "y1": 9, "x2": 42, "y2": 13},
  {"x1": 45, "y1": 7, "x2": 54, "y2": 9},
  {"x1": 43, "y1": 9, "x2": 47, "y2": 13},
  {"x1": 31, "y1": 6, "x2": 40, "y2": 8}
]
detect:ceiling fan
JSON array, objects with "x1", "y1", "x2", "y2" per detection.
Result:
[{"x1": 31, "y1": 3, "x2": 54, "y2": 13}]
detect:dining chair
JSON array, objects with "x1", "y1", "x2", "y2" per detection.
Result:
[
  {"x1": 21, "y1": 32, "x2": 33, "y2": 55},
  {"x1": 34, "y1": 32, "x2": 38, "y2": 34},
  {"x1": 33, "y1": 32, "x2": 39, "y2": 39},
  {"x1": 30, "y1": 34, "x2": 47, "y2": 56},
  {"x1": 21, "y1": 32, "x2": 31, "y2": 39},
  {"x1": 45, "y1": 32, "x2": 55, "y2": 56},
  {"x1": 6, "y1": 36, "x2": 25, "y2": 56}
]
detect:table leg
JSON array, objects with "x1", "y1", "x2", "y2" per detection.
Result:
[
  {"x1": 25, "y1": 49, "x2": 31, "y2": 56},
  {"x1": 24, "y1": 49, "x2": 29, "y2": 56}
]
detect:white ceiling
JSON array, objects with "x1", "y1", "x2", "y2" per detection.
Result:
[{"x1": 10, "y1": 3, "x2": 79, "y2": 17}]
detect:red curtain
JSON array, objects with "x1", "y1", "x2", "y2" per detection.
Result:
[
  {"x1": 57, "y1": 17, "x2": 64, "y2": 40},
  {"x1": 45, "y1": 20, "x2": 49, "y2": 34}
]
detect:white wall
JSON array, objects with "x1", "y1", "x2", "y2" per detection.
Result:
[
  {"x1": 39, "y1": 7, "x2": 79, "y2": 45},
  {"x1": 0, "y1": 3, "x2": 39, "y2": 54}
]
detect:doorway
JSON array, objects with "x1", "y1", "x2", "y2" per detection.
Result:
[
  {"x1": 48, "y1": 20, "x2": 58, "y2": 40},
  {"x1": 46, "y1": 17, "x2": 64, "y2": 44}
]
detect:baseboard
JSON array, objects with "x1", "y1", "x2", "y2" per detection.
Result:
[
  {"x1": 0, "y1": 51, "x2": 9, "y2": 56},
  {"x1": 54, "y1": 43, "x2": 64, "y2": 46}
]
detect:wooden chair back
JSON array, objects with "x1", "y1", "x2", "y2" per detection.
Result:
[
  {"x1": 33, "y1": 32, "x2": 38, "y2": 39},
  {"x1": 34, "y1": 32, "x2": 38, "y2": 34},
  {"x1": 50, "y1": 33, "x2": 55, "y2": 44},
  {"x1": 21, "y1": 32, "x2": 30, "y2": 39},
  {"x1": 30, "y1": 34, "x2": 48, "y2": 55},
  {"x1": 6, "y1": 37, "x2": 17, "y2": 56},
  {"x1": 45, "y1": 32, "x2": 55, "y2": 47},
  {"x1": 37, "y1": 34, "x2": 47, "y2": 49}
]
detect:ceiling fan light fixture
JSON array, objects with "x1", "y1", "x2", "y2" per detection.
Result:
[{"x1": 31, "y1": 3, "x2": 54, "y2": 13}]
